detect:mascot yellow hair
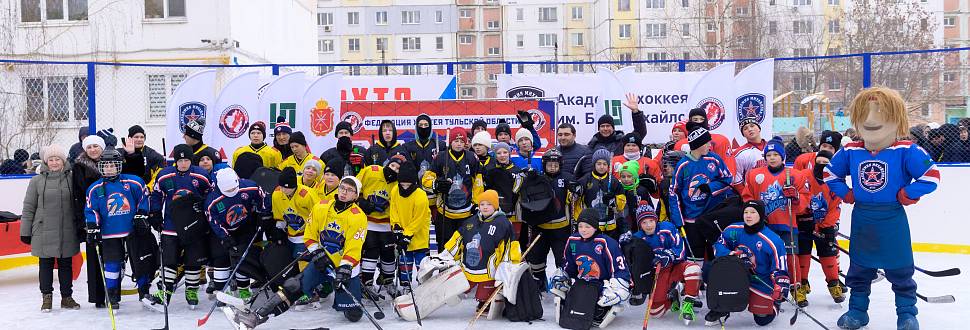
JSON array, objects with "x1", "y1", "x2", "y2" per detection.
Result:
[{"x1": 848, "y1": 87, "x2": 910, "y2": 138}]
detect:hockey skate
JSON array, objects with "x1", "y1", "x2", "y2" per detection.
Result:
[
  {"x1": 591, "y1": 304, "x2": 623, "y2": 328},
  {"x1": 186, "y1": 287, "x2": 200, "y2": 310},
  {"x1": 704, "y1": 311, "x2": 730, "y2": 326},
  {"x1": 828, "y1": 280, "x2": 846, "y2": 304},
  {"x1": 394, "y1": 265, "x2": 469, "y2": 321},
  {"x1": 221, "y1": 305, "x2": 263, "y2": 330},
  {"x1": 141, "y1": 289, "x2": 171, "y2": 313},
  {"x1": 679, "y1": 296, "x2": 698, "y2": 325},
  {"x1": 795, "y1": 281, "x2": 810, "y2": 308}
]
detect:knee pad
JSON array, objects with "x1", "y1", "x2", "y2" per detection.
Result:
[
  {"x1": 250, "y1": 289, "x2": 287, "y2": 318},
  {"x1": 753, "y1": 313, "x2": 775, "y2": 326}
]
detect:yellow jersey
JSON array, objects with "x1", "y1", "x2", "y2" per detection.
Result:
[
  {"x1": 278, "y1": 153, "x2": 322, "y2": 177},
  {"x1": 388, "y1": 185, "x2": 431, "y2": 251},
  {"x1": 271, "y1": 184, "x2": 319, "y2": 243},
  {"x1": 304, "y1": 199, "x2": 368, "y2": 272},
  {"x1": 232, "y1": 144, "x2": 283, "y2": 169}
]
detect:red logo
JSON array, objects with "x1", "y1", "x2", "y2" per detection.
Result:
[
  {"x1": 310, "y1": 99, "x2": 335, "y2": 137},
  {"x1": 697, "y1": 97, "x2": 726, "y2": 130}
]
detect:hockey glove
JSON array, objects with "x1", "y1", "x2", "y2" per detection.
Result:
[
  {"x1": 772, "y1": 275, "x2": 792, "y2": 302},
  {"x1": 653, "y1": 249, "x2": 676, "y2": 268},
  {"x1": 334, "y1": 264, "x2": 353, "y2": 287},
  {"x1": 313, "y1": 253, "x2": 333, "y2": 274},
  {"x1": 782, "y1": 186, "x2": 798, "y2": 199},
  {"x1": 730, "y1": 246, "x2": 755, "y2": 270},
  {"x1": 566, "y1": 180, "x2": 583, "y2": 197},
  {"x1": 349, "y1": 153, "x2": 364, "y2": 167},
  {"x1": 148, "y1": 212, "x2": 162, "y2": 232},
  {"x1": 517, "y1": 110, "x2": 535, "y2": 129},
  {"x1": 192, "y1": 200, "x2": 204, "y2": 214},
  {"x1": 133, "y1": 213, "x2": 151, "y2": 230},
  {"x1": 356, "y1": 197, "x2": 374, "y2": 214},
  {"x1": 816, "y1": 225, "x2": 838, "y2": 240},
  {"x1": 618, "y1": 231, "x2": 633, "y2": 245},
  {"x1": 397, "y1": 235, "x2": 412, "y2": 249},
  {"x1": 433, "y1": 178, "x2": 451, "y2": 195},
  {"x1": 85, "y1": 224, "x2": 101, "y2": 243},
  {"x1": 367, "y1": 194, "x2": 389, "y2": 213},
  {"x1": 638, "y1": 174, "x2": 657, "y2": 194},
  {"x1": 597, "y1": 278, "x2": 631, "y2": 307},
  {"x1": 549, "y1": 269, "x2": 571, "y2": 299},
  {"x1": 695, "y1": 183, "x2": 712, "y2": 195}
]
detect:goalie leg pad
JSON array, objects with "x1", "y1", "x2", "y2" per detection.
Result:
[
  {"x1": 393, "y1": 265, "x2": 469, "y2": 321},
  {"x1": 594, "y1": 304, "x2": 624, "y2": 328}
]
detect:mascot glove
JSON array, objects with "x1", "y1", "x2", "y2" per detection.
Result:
[
  {"x1": 843, "y1": 189, "x2": 855, "y2": 204},
  {"x1": 897, "y1": 188, "x2": 919, "y2": 206},
  {"x1": 597, "y1": 278, "x2": 631, "y2": 307}
]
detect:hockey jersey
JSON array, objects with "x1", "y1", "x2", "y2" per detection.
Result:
[
  {"x1": 792, "y1": 152, "x2": 816, "y2": 174},
  {"x1": 823, "y1": 141, "x2": 940, "y2": 204},
  {"x1": 510, "y1": 153, "x2": 542, "y2": 174},
  {"x1": 304, "y1": 199, "x2": 368, "y2": 274},
  {"x1": 232, "y1": 143, "x2": 283, "y2": 169},
  {"x1": 204, "y1": 179, "x2": 268, "y2": 241},
  {"x1": 610, "y1": 155, "x2": 663, "y2": 197},
  {"x1": 673, "y1": 132, "x2": 737, "y2": 179},
  {"x1": 741, "y1": 166, "x2": 809, "y2": 229},
  {"x1": 85, "y1": 174, "x2": 147, "y2": 239},
  {"x1": 714, "y1": 223, "x2": 788, "y2": 297},
  {"x1": 356, "y1": 165, "x2": 392, "y2": 230},
  {"x1": 563, "y1": 233, "x2": 630, "y2": 282},
  {"x1": 573, "y1": 171, "x2": 627, "y2": 232},
  {"x1": 422, "y1": 149, "x2": 484, "y2": 220},
  {"x1": 807, "y1": 175, "x2": 841, "y2": 229},
  {"x1": 668, "y1": 152, "x2": 734, "y2": 227},
  {"x1": 388, "y1": 185, "x2": 431, "y2": 252},
  {"x1": 482, "y1": 161, "x2": 522, "y2": 220},
  {"x1": 279, "y1": 153, "x2": 322, "y2": 177},
  {"x1": 731, "y1": 139, "x2": 768, "y2": 186},
  {"x1": 271, "y1": 184, "x2": 320, "y2": 243},
  {"x1": 148, "y1": 166, "x2": 212, "y2": 236},
  {"x1": 443, "y1": 210, "x2": 519, "y2": 283},
  {"x1": 533, "y1": 171, "x2": 572, "y2": 230},
  {"x1": 365, "y1": 140, "x2": 406, "y2": 166},
  {"x1": 632, "y1": 221, "x2": 686, "y2": 266},
  {"x1": 404, "y1": 137, "x2": 446, "y2": 199}
]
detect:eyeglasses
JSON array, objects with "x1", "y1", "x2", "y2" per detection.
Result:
[{"x1": 338, "y1": 186, "x2": 357, "y2": 194}]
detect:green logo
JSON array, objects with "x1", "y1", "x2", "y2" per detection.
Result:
[
  {"x1": 270, "y1": 103, "x2": 297, "y2": 129},
  {"x1": 604, "y1": 99, "x2": 623, "y2": 126},
  {"x1": 216, "y1": 202, "x2": 225, "y2": 212}
]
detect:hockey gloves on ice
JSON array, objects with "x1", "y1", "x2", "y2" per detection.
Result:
[
  {"x1": 772, "y1": 275, "x2": 791, "y2": 302},
  {"x1": 334, "y1": 264, "x2": 353, "y2": 287},
  {"x1": 597, "y1": 278, "x2": 631, "y2": 307},
  {"x1": 654, "y1": 249, "x2": 676, "y2": 268},
  {"x1": 85, "y1": 224, "x2": 101, "y2": 243}
]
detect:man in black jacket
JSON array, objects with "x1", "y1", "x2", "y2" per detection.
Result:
[
  {"x1": 554, "y1": 123, "x2": 591, "y2": 179},
  {"x1": 119, "y1": 125, "x2": 165, "y2": 185},
  {"x1": 587, "y1": 94, "x2": 647, "y2": 156}
]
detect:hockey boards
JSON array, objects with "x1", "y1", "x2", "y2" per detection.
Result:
[{"x1": 393, "y1": 265, "x2": 469, "y2": 321}]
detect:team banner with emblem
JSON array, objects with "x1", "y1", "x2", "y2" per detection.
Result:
[
  {"x1": 165, "y1": 69, "x2": 217, "y2": 155},
  {"x1": 734, "y1": 59, "x2": 774, "y2": 143},
  {"x1": 340, "y1": 75, "x2": 457, "y2": 101},
  {"x1": 206, "y1": 71, "x2": 260, "y2": 163},
  {"x1": 299, "y1": 72, "x2": 344, "y2": 149},
  {"x1": 685, "y1": 62, "x2": 740, "y2": 145},
  {"x1": 595, "y1": 66, "x2": 635, "y2": 136},
  {"x1": 257, "y1": 71, "x2": 310, "y2": 143}
]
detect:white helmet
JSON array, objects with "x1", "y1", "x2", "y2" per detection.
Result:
[{"x1": 216, "y1": 168, "x2": 240, "y2": 197}]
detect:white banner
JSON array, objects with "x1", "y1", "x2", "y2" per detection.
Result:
[
  {"x1": 685, "y1": 62, "x2": 740, "y2": 145},
  {"x1": 300, "y1": 72, "x2": 344, "y2": 149},
  {"x1": 340, "y1": 75, "x2": 456, "y2": 101},
  {"x1": 734, "y1": 59, "x2": 774, "y2": 141},
  {"x1": 206, "y1": 71, "x2": 260, "y2": 163},
  {"x1": 257, "y1": 71, "x2": 310, "y2": 145},
  {"x1": 165, "y1": 70, "x2": 217, "y2": 155},
  {"x1": 595, "y1": 66, "x2": 635, "y2": 135}
]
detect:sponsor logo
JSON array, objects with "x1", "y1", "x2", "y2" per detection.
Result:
[
  {"x1": 717, "y1": 291, "x2": 739, "y2": 296},
  {"x1": 576, "y1": 254, "x2": 602, "y2": 280},
  {"x1": 270, "y1": 103, "x2": 297, "y2": 129},
  {"x1": 859, "y1": 160, "x2": 888, "y2": 193},
  {"x1": 106, "y1": 192, "x2": 132, "y2": 217},
  {"x1": 310, "y1": 99, "x2": 335, "y2": 137},
  {"x1": 696, "y1": 97, "x2": 726, "y2": 130},
  {"x1": 604, "y1": 99, "x2": 624, "y2": 126},
  {"x1": 687, "y1": 126, "x2": 709, "y2": 142},
  {"x1": 525, "y1": 109, "x2": 547, "y2": 131},
  {"x1": 736, "y1": 93, "x2": 767, "y2": 124},
  {"x1": 179, "y1": 102, "x2": 207, "y2": 133},
  {"x1": 219, "y1": 104, "x2": 250, "y2": 138},
  {"x1": 342, "y1": 111, "x2": 364, "y2": 134},
  {"x1": 506, "y1": 86, "x2": 545, "y2": 98}
]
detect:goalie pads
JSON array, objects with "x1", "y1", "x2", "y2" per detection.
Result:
[
  {"x1": 558, "y1": 279, "x2": 603, "y2": 330},
  {"x1": 597, "y1": 278, "x2": 630, "y2": 307},
  {"x1": 621, "y1": 238, "x2": 655, "y2": 297},
  {"x1": 502, "y1": 265, "x2": 543, "y2": 322},
  {"x1": 394, "y1": 264, "x2": 469, "y2": 321},
  {"x1": 416, "y1": 253, "x2": 455, "y2": 283}
]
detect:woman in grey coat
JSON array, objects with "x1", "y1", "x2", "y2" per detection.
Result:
[{"x1": 20, "y1": 144, "x2": 82, "y2": 312}]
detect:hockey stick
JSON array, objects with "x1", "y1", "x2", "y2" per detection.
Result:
[
  {"x1": 814, "y1": 254, "x2": 955, "y2": 304},
  {"x1": 197, "y1": 228, "x2": 263, "y2": 327},
  {"x1": 151, "y1": 233, "x2": 169, "y2": 330},
  {"x1": 752, "y1": 276, "x2": 830, "y2": 330},
  {"x1": 320, "y1": 249, "x2": 385, "y2": 330},
  {"x1": 396, "y1": 246, "x2": 422, "y2": 326},
  {"x1": 836, "y1": 233, "x2": 961, "y2": 277},
  {"x1": 468, "y1": 233, "x2": 543, "y2": 329},
  {"x1": 640, "y1": 264, "x2": 662, "y2": 330},
  {"x1": 94, "y1": 243, "x2": 118, "y2": 330},
  {"x1": 362, "y1": 284, "x2": 387, "y2": 320}
]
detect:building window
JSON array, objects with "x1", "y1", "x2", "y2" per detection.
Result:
[
  {"x1": 22, "y1": 0, "x2": 88, "y2": 22},
  {"x1": 682, "y1": 0, "x2": 689, "y2": 7},
  {"x1": 572, "y1": 62, "x2": 585, "y2": 72},
  {"x1": 539, "y1": 33, "x2": 557, "y2": 47},
  {"x1": 347, "y1": 66, "x2": 361, "y2": 76},
  {"x1": 436, "y1": 10, "x2": 443, "y2": 23},
  {"x1": 645, "y1": 0, "x2": 664, "y2": 9},
  {"x1": 487, "y1": 20, "x2": 500, "y2": 29},
  {"x1": 619, "y1": 24, "x2": 632, "y2": 39},
  {"x1": 402, "y1": 10, "x2": 420, "y2": 24},
  {"x1": 460, "y1": 63, "x2": 473, "y2": 71},
  {"x1": 516, "y1": 34, "x2": 524, "y2": 47},
  {"x1": 943, "y1": 72, "x2": 956, "y2": 83},
  {"x1": 460, "y1": 87, "x2": 475, "y2": 98},
  {"x1": 376, "y1": 11, "x2": 387, "y2": 25},
  {"x1": 571, "y1": 6, "x2": 583, "y2": 20},
  {"x1": 769, "y1": 21, "x2": 777, "y2": 35},
  {"x1": 827, "y1": 47, "x2": 840, "y2": 55},
  {"x1": 793, "y1": 48, "x2": 811, "y2": 57},
  {"x1": 920, "y1": 104, "x2": 930, "y2": 117},
  {"x1": 488, "y1": 73, "x2": 498, "y2": 82},
  {"x1": 794, "y1": 0, "x2": 811, "y2": 5},
  {"x1": 618, "y1": 53, "x2": 633, "y2": 62},
  {"x1": 436, "y1": 36, "x2": 444, "y2": 50},
  {"x1": 735, "y1": 5, "x2": 749, "y2": 16},
  {"x1": 144, "y1": 0, "x2": 184, "y2": 19},
  {"x1": 461, "y1": 9, "x2": 473, "y2": 18},
  {"x1": 647, "y1": 52, "x2": 669, "y2": 65},
  {"x1": 682, "y1": 52, "x2": 690, "y2": 59},
  {"x1": 827, "y1": 20, "x2": 841, "y2": 33},
  {"x1": 402, "y1": 65, "x2": 422, "y2": 75},
  {"x1": 517, "y1": 64, "x2": 525, "y2": 73},
  {"x1": 540, "y1": 63, "x2": 557, "y2": 73},
  {"x1": 318, "y1": 66, "x2": 335, "y2": 75},
  {"x1": 572, "y1": 32, "x2": 584, "y2": 46},
  {"x1": 24, "y1": 76, "x2": 83, "y2": 122},
  {"x1": 793, "y1": 20, "x2": 813, "y2": 34},
  {"x1": 376, "y1": 38, "x2": 388, "y2": 51},
  {"x1": 319, "y1": 39, "x2": 334, "y2": 52},
  {"x1": 515, "y1": 8, "x2": 523, "y2": 21},
  {"x1": 436, "y1": 64, "x2": 445, "y2": 75},
  {"x1": 944, "y1": 16, "x2": 956, "y2": 27},
  {"x1": 318, "y1": 12, "x2": 333, "y2": 26},
  {"x1": 487, "y1": 47, "x2": 500, "y2": 56},
  {"x1": 348, "y1": 38, "x2": 360, "y2": 52},
  {"x1": 619, "y1": 0, "x2": 632, "y2": 11},
  {"x1": 402, "y1": 37, "x2": 421, "y2": 51},
  {"x1": 828, "y1": 0, "x2": 839, "y2": 5},
  {"x1": 645, "y1": 23, "x2": 666, "y2": 38},
  {"x1": 459, "y1": 34, "x2": 473, "y2": 44},
  {"x1": 378, "y1": 65, "x2": 390, "y2": 75},
  {"x1": 681, "y1": 23, "x2": 690, "y2": 37},
  {"x1": 146, "y1": 74, "x2": 183, "y2": 120},
  {"x1": 828, "y1": 75, "x2": 842, "y2": 90},
  {"x1": 793, "y1": 75, "x2": 815, "y2": 91},
  {"x1": 706, "y1": 21, "x2": 716, "y2": 32},
  {"x1": 538, "y1": 7, "x2": 557, "y2": 22},
  {"x1": 347, "y1": 12, "x2": 359, "y2": 25}
]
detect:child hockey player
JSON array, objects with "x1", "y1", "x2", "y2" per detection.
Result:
[
  {"x1": 352, "y1": 155, "x2": 396, "y2": 300},
  {"x1": 423, "y1": 127, "x2": 484, "y2": 251},
  {"x1": 611, "y1": 133, "x2": 662, "y2": 199},
  {"x1": 471, "y1": 131, "x2": 493, "y2": 168},
  {"x1": 278, "y1": 131, "x2": 321, "y2": 177},
  {"x1": 522, "y1": 149, "x2": 572, "y2": 289},
  {"x1": 482, "y1": 142, "x2": 524, "y2": 247},
  {"x1": 83, "y1": 149, "x2": 150, "y2": 309},
  {"x1": 298, "y1": 159, "x2": 323, "y2": 190},
  {"x1": 706, "y1": 200, "x2": 790, "y2": 327},
  {"x1": 232, "y1": 121, "x2": 282, "y2": 169},
  {"x1": 572, "y1": 148, "x2": 627, "y2": 239},
  {"x1": 272, "y1": 167, "x2": 319, "y2": 258},
  {"x1": 551, "y1": 208, "x2": 631, "y2": 329},
  {"x1": 794, "y1": 150, "x2": 844, "y2": 307},
  {"x1": 824, "y1": 87, "x2": 940, "y2": 330},
  {"x1": 206, "y1": 168, "x2": 270, "y2": 300},
  {"x1": 388, "y1": 162, "x2": 431, "y2": 294},
  {"x1": 365, "y1": 119, "x2": 405, "y2": 165},
  {"x1": 316, "y1": 158, "x2": 344, "y2": 202}
]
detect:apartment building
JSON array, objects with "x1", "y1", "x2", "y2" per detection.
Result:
[
  {"x1": 943, "y1": 0, "x2": 970, "y2": 122},
  {"x1": 502, "y1": 0, "x2": 595, "y2": 76}
]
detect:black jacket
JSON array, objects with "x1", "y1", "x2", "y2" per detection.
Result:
[
  {"x1": 586, "y1": 111, "x2": 647, "y2": 156},
  {"x1": 71, "y1": 155, "x2": 101, "y2": 238},
  {"x1": 556, "y1": 143, "x2": 592, "y2": 179},
  {"x1": 119, "y1": 146, "x2": 166, "y2": 184}
]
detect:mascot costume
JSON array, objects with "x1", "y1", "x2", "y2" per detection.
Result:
[{"x1": 823, "y1": 87, "x2": 940, "y2": 330}]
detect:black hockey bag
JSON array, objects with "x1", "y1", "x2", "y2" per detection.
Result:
[
  {"x1": 559, "y1": 279, "x2": 603, "y2": 330},
  {"x1": 621, "y1": 238, "x2": 655, "y2": 298},
  {"x1": 518, "y1": 174, "x2": 561, "y2": 227},
  {"x1": 250, "y1": 167, "x2": 281, "y2": 194},
  {"x1": 504, "y1": 268, "x2": 544, "y2": 322},
  {"x1": 259, "y1": 240, "x2": 297, "y2": 288},
  {"x1": 127, "y1": 227, "x2": 159, "y2": 282},
  {"x1": 706, "y1": 255, "x2": 751, "y2": 313},
  {"x1": 167, "y1": 192, "x2": 209, "y2": 242}
]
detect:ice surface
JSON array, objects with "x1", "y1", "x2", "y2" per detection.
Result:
[{"x1": 1, "y1": 251, "x2": 966, "y2": 329}]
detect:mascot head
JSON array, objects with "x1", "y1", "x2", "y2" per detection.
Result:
[{"x1": 849, "y1": 87, "x2": 909, "y2": 151}]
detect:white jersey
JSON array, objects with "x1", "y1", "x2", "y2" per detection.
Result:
[{"x1": 730, "y1": 140, "x2": 768, "y2": 185}]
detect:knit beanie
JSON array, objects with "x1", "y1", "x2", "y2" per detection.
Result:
[
  {"x1": 597, "y1": 114, "x2": 615, "y2": 128},
  {"x1": 577, "y1": 208, "x2": 600, "y2": 231},
  {"x1": 819, "y1": 130, "x2": 842, "y2": 150},
  {"x1": 478, "y1": 189, "x2": 500, "y2": 211},
  {"x1": 495, "y1": 120, "x2": 512, "y2": 137},
  {"x1": 493, "y1": 142, "x2": 512, "y2": 154},
  {"x1": 249, "y1": 121, "x2": 267, "y2": 138},
  {"x1": 82, "y1": 135, "x2": 106, "y2": 151},
  {"x1": 274, "y1": 116, "x2": 292, "y2": 135},
  {"x1": 471, "y1": 131, "x2": 492, "y2": 147},
  {"x1": 335, "y1": 121, "x2": 354, "y2": 137},
  {"x1": 686, "y1": 121, "x2": 712, "y2": 150},
  {"x1": 172, "y1": 144, "x2": 193, "y2": 162},
  {"x1": 592, "y1": 148, "x2": 612, "y2": 167},
  {"x1": 515, "y1": 128, "x2": 533, "y2": 144},
  {"x1": 303, "y1": 158, "x2": 322, "y2": 174},
  {"x1": 128, "y1": 125, "x2": 146, "y2": 138},
  {"x1": 279, "y1": 167, "x2": 298, "y2": 189},
  {"x1": 739, "y1": 116, "x2": 761, "y2": 131},
  {"x1": 636, "y1": 201, "x2": 658, "y2": 228},
  {"x1": 472, "y1": 119, "x2": 488, "y2": 133},
  {"x1": 449, "y1": 127, "x2": 468, "y2": 145},
  {"x1": 41, "y1": 144, "x2": 68, "y2": 164},
  {"x1": 620, "y1": 160, "x2": 641, "y2": 191},
  {"x1": 289, "y1": 131, "x2": 308, "y2": 147},
  {"x1": 764, "y1": 136, "x2": 786, "y2": 162}
]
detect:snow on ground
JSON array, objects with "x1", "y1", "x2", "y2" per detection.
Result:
[{"x1": 0, "y1": 251, "x2": 966, "y2": 330}]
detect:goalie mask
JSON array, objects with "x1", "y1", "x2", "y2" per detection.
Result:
[{"x1": 98, "y1": 149, "x2": 124, "y2": 181}]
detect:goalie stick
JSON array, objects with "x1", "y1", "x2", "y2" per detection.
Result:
[
  {"x1": 836, "y1": 233, "x2": 960, "y2": 277},
  {"x1": 820, "y1": 250, "x2": 956, "y2": 304}
]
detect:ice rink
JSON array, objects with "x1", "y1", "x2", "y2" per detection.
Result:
[{"x1": 0, "y1": 250, "x2": 965, "y2": 330}]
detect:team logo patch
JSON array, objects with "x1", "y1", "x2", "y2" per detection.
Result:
[
  {"x1": 341, "y1": 111, "x2": 364, "y2": 134},
  {"x1": 858, "y1": 160, "x2": 888, "y2": 193},
  {"x1": 756, "y1": 241, "x2": 763, "y2": 251},
  {"x1": 707, "y1": 163, "x2": 716, "y2": 172},
  {"x1": 225, "y1": 204, "x2": 249, "y2": 226},
  {"x1": 575, "y1": 254, "x2": 602, "y2": 280},
  {"x1": 696, "y1": 97, "x2": 726, "y2": 130},
  {"x1": 810, "y1": 192, "x2": 827, "y2": 222},
  {"x1": 219, "y1": 105, "x2": 250, "y2": 138},
  {"x1": 179, "y1": 102, "x2": 207, "y2": 134},
  {"x1": 594, "y1": 244, "x2": 603, "y2": 255},
  {"x1": 192, "y1": 179, "x2": 199, "y2": 187},
  {"x1": 283, "y1": 213, "x2": 304, "y2": 231},
  {"x1": 759, "y1": 182, "x2": 787, "y2": 215},
  {"x1": 310, "y1": 99, "x2": 335, "y2": 137},
  {"x1": 736, "y1": 93, "x2": 767, "y2": 124},
  {"x1": 106, "y1": 192, "x2": 132, "y2": 217},
  {"x1": 506, "y1": 86, "x2": 545, "y2": 98},
  {"x1": 755, "y1": 173, "x2": 765, "y2": 185}
]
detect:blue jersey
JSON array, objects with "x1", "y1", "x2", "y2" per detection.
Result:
[
  {"x1": 510, "y1": 154, "x2": 542, "y2": 173},
  {"x1": 714, "y1": 223, "x2": 788, "y2": 297},
  {"x1": 148, "y1": 166, "x2": 212, "y2": 236},
  {"x1": 84, "y1": 174, "x2": 147, "y2": 238},
  {"x1": 823, "y1": 141, "x2": 939, "y2": 204},
  {"x1": 632, "y1": 221, "x2": 686, "y2": 265},
  {"x1": 563, "y1": 233, "x2": 631, "y2": 283},
  {"x1": 668, "y1": 152, "x2": 734, "y2": 227},
  {"x1": 204, "y1": 179, "x2": 268, "y2": 240}
]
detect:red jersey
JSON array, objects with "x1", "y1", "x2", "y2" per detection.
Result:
[
  {"x1": 741, "y1": 166, "x2": 809, "y2": 228},
  {"x1": 807, "y1": 174, "x2": 841, "y2": 229},
  {"x1": 792, "y1": 152, "x2": 816, "y2": 174}
]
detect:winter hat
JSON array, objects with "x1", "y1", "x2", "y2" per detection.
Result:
[
  {"x1": 471, "y1": 131, "x2": 492, "y2": 147},
  {"x1": 335, "y1": 121, "x2": 354, "y2": 137},
  {"x1": 279, "y1": 167, "x2": 298, "y2": 189},
  {"x1": 620, "y1": 160, "x2": 641, "y2": 191},
  {"x1": 97, "y1": 128, "x2": 118, "y2": 148},
  {"x1": 398, "y1": 162, "x2": 419, "y2": 184},
  {"x1": 198, "y1": 147, "x2": 222, "y2": 164},
  {"x1": 303, "y1": 158, "x2": 322, "y2": 174},
  {"x1": 289, "y1": 131, "x2": 308, "y2": 147},
  {"x1": 41, "y1": 144, "x2": 68, "y2": 164},
  {"x1": 416, "y1": 114, "x2": 433, "y2": 140},
  {"x1": 742, "y1": 200, "x2": 767, "y2": 234},
  {"x1": 739, "y1": 116, "x2": 760, "y2": 131},
  {"x1": 819, "y1": 130, "x2": 842, "y2": 150},
  {"x1": 478, "y1": 189, "x2": 500, "y2": 210},
  {"x1": 128, "y1": 125, "x2": 145, "y2": 138},
  {"x1": 325, "y1": 157, "x2": 347, "y2": 177},
  {"x1": 172, "y1": 144, "x2": 193, "y2": 162},
  {"x1": 672, "y1": 121, "x2": 687, "y2": 135},
  {"x1": 597, "y1": 114, "x2": 615, "y2": 129},
  {"x1": 577, "y1": 208, "x2": 600, "y2": 231},
  {"x1": 495, "y1": 120, "x2": 512, "y2": 137},
  {"x1": 515, "y1": 128, "x2": 533, "y2": 145},
  {"x1": 592, "y1": 148, "x2": 612, "y2": 166},
  {"x1": 184, "y1": 119, "x2": 204, "y2": 141},
  {"x1": 449, "y1": 127, "x2": 468, "y2": 145},
  {"x1": 622, "y1": 132, "x2": 642, "y2": 149},
  {"x1": 274, "y1": 116, "x2": 292, "y2": 135},
  {"x1": 472, "y1": 119, "x2": 488, "y2": 133},
  {"x1": 340, "y1": 176, "x2": 363, "y2": 196},
  {"x1": 686, "y1": 121, "x2": 712, "y2": 150},
  {"x1": 82, "y1": 135, "x2": 106, "y2": 151},
  {"x1": 764, "y1": 136, "x2": 786, "y2": 161},
  {"x1": 13, "y1": 149, "x2": 29, "y2": 163},
  {"x1": 249, "y1": 121, "x2": 267, "y2": 138},
  {"x1": 216, "y1": 168, "x2": 241, "y2": 197},
  {"x1": 493, "y1": 142, "x2": 512, "y2": 153},
  {"x1": 78, "y1": 126, "x2": 89, "y2": 141},
  {"x1": 636, "y1": 201, "x2": 658, "y2": 228}
]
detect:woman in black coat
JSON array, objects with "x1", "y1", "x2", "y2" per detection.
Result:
[{"x1": 72, "y1": 135, "x2": 106, "y2": 307}]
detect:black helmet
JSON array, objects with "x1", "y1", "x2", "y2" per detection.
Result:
[
  {"x1": 542, "y1": 148, "x2": 563, "y2": 165},
  {"x1": 98, "y1": 149, "x2": 124, "y2": 180}
]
